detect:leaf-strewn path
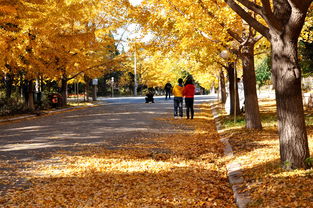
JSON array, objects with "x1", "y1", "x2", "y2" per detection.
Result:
[{"x1": 0, "y1": 96, "x2": 235, "y2": 207}]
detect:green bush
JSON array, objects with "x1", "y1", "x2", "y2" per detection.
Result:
[
  {"x1": 256, "y1": 56, "x2": 272, "y2": 88},
  {"x1": 0, "y1": 98, "x2": 30, "y2": 116}
]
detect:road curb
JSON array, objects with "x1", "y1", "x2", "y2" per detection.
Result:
[{"x1": 210, "y1": 104, "x2": 251, "y2": 208}]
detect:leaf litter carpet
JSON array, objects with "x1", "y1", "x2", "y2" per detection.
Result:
[{"x1": 1, "y1": 104, "x2": 235, "y2": 207}]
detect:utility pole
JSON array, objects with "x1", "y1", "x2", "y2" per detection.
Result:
[{"x1": 134, "y1": 51, "x2": 138, "y2": 96}]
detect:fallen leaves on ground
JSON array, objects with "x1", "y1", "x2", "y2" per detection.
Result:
[
  {"x1": 217, "y1": 99, "x2": 313, "y2": 207},
  {"x1": 0, "y1": 103, "x2": 235, "y2": 207}
]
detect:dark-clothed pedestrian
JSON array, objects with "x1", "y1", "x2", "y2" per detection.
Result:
[
  {"x1": 164, "y1": 82, "x2": 172, "y2": 100},
  {"x1": 183, "y1": 77, "x2": 195, "y2": 119},
  {"x1": 172, "y1": 78, "x2": 184, "y2": 119},
  {"x1": 145, "y1": 88, "x2": 155, "y2": 103}
]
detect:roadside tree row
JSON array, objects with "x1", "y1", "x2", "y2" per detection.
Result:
[{"x1": 129, "y1": 0, "x2": 313, "y2": 169}]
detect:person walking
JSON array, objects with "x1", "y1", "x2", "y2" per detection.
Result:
[
  {"x1": 183, "y1": 77, "x2": 195, "y2": 119},
  {"x1": 172, "y1": 78, "x2": 184, "y2": 119},
  {"x1": 164, "y1": 82, "x2": 172, "y2": 100}
]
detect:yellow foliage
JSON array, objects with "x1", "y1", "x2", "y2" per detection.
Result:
[
  {"x1": 0, "y1": 0, "x2": 130, "y2": 81},
  {"x1": 127, "y1": 0, "x2": 247, "y2": 87},
  {"x1": 300, "y1": 6, "x2": 313, "y2": 43}
]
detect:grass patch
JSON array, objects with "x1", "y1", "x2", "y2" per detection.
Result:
[{"x1": 222, "y1": 115, "x2": 246, "y2": 128}]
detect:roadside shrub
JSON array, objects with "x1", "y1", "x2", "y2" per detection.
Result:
[
  {"x1": 0, "y1": 98, "x2": 30, "y2": 116},
  {"x1": 40, "y1": 96, "x2": 52, "y2": 110},
  {"x1": 256, "y1": 56, "x2": 272, "y2": 89}
]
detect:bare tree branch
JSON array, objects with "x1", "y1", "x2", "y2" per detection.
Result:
[
  {"x1": 115, "y1": 24, "x2": 130, "y2": 49},
  {"x1": 287, "y1": 0, "x2": 313, "y2": 10},
  {"x1": 252, "y1": 34, "x2": 263, "y2": 43},
  {"x1": 224, "y1": 0, "x2": 270, "y2": 39},
  {"x1": 285, "y1": 1, "x2": 312, "y2": 39},
  {"x1": 259, "y1": 0, "x2": 283, "y2": 32},
  {"x1": 236, "y1": 0, "x2": 263, "y2": 15}
]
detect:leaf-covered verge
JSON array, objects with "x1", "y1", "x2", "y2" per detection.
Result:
[
  {"x1": 0, "y1": 103, "x2": 235, "y2": 207},
  {"x1": 215, "y1": 99, "x2": 313, "y2": 207}
]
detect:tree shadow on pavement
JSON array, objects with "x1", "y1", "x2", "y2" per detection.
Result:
[
  {"x1": 0, "y1": 101, "x2": 237, "y2": 207},
  {"x1": 0, "y1": 103, "x2": 186, "y2": 196},
  {"x1": 0, "y1": 128, "x2": 235, "y2": 207}
]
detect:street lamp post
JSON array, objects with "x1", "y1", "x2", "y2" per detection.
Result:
[
  {"x1": 220, "y1": 50, "x2": 229, "y2": 60},
  {"x1": 111, "y1": 77, "x2": 114, "y2": 97},
  {"x1": 92, "y1": 78, "x2": 98, "y2": 101}
]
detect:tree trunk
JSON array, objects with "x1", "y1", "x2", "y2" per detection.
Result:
[
  {"x1": 84, "y1": 75, "x2": 90, "y2": 102},
  {"x1": 241, "y1": 43, "x2": 262, "y2": 129},
  {"x1": 5, "y1": 73, "x2": 14, "y2": 99},
  {"x1": 92, "y1": 85, "x2": 97, "y2": 101},
  {"x1": 227, "y1": 62, "x2": 240, "y2": 116},
  {"x1": 61, "y1": 78, "x2": 68, "y2": 107},
  {"x1": 271, "y1": 36, "x2": 310, "y2": 169},
  {"x1": 220, "y1": 69, "x2": 227, "y2": 103},
  {"x1": 27, "y1": 80, "x2": 35, "y2": 110}
]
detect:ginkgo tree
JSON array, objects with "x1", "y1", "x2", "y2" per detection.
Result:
[
  {"x1": 223, "y1": 0, "x2": 312, "y2": 169},
  {"x1": 172, "y1": 0, "x2": 265, "y2": 128},
  {"x1": 128, "y1": 44, "x2": 186, "y2": 88},
  {"x1": 0, "y1": 0, "x2": 130, "y2": 108},
  {"x1": 25, "y1": 0, "x2": 129, "y2": 107},
  {"x1": 0, "y1": 1, "x2": 26, "y2": 99},
  {"x1": 127, "y1": 0, "x2": 222, "y2": 87},
  {"x1": 126, "y1": 36, "x2": 219, "y2": 92},
  {"x1": 130, "y1": 0, "x2": 313, "y2": 168}
]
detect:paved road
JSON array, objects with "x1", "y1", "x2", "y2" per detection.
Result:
[{"x1": 0, "y1": 95, "x2": 216, "y2": 194}]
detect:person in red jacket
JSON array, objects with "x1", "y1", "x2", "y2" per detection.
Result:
[{"x1": 183, "y1": 77, "x2": 195, "y2": 119}]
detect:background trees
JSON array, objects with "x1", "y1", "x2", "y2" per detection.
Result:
[
  {"x1": 129, "y1": 0, "x2": 312, "y2": 169},
  {"x1": 299, "y1": 9, "x2": 313, "y2": 77},
  {"x1": 130, "y1": 0, "x2": 264, "y2": 128}
]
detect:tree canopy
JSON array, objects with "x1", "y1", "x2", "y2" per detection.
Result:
[{"x1": 0, "y1": 0, "x2": 130, "y2": 82}]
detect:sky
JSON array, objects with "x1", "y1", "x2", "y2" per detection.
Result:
[
  {"x1": 129, "y1": 0, "x2": 143, "y2": 6},
  {"x1": 114, "y1": 0, "x2": 152, "y2": 52},
  {"x1": 114, "y1": 24, "x2": 141, "y2": 52}
]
